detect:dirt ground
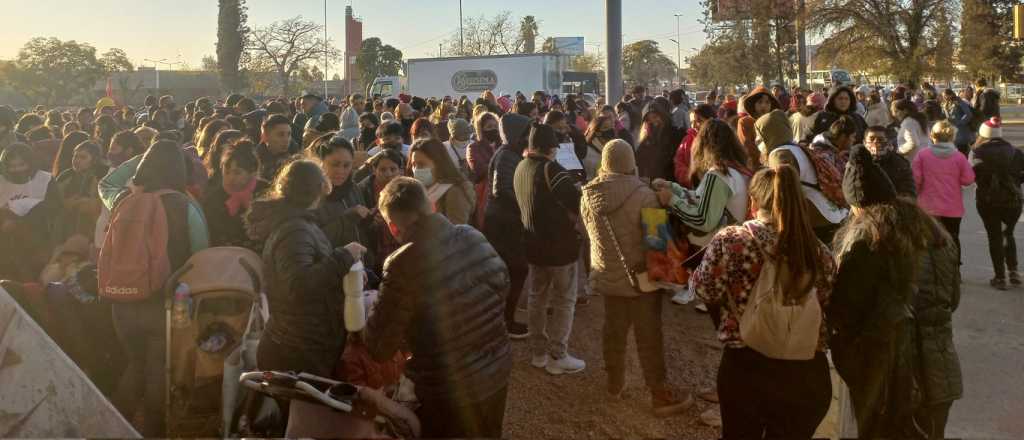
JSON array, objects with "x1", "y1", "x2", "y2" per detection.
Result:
[{"x1": 503, "y1": 293, "x2": 724, "y2": 440}]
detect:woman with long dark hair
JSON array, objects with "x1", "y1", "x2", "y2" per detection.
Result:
[
  {"x1": 693, "y1": 165, "x2": 835, "y2": 438},
  {"x1": 52, "y1": 131, "x2": 91, "y2": 177},
  {"x1": 653, "y1": 119, "x2": 750, "y2": 247},
  {"x1": 100, "y1": 140, "x2": 209, "y2": 437},
  {"x1": 893, "y1": 99, "x2": 932, "y2": 161},
  {"x1": 201, "y1": 141, "x2": 269, "y2": 248},
  {"x1": 309, "y1": 133, "x2": 372, "y2": 252},
  {"x1": 636, "y1": 104, "x2": 681, "y2": 181},
  {"x1": 407, "y1": 138, "x2": 474, "y2": 225},
  {"x1": 55, "y1": 141, "x2": 107, "y2": 242},
  {"x1": 830, "y1": 145, "x2": 935, "y2": 438}
]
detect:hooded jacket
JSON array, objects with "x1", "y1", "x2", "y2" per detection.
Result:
[
  {"x1": 754, "y1": 110, "x2": 794, "y2": 154},
  {"x1": 912, "y1": 143, "x2": 975, "y2": 218},
  {"x1": 635, "y1": 103, "x2": 680, "y2": 181},
  {"x1": 581, "y1": 173, "x2": 659, "y2": 296},
  {"x1": 340, "y1": 106, "x2": 360, "y2": 141},
  {"x1": 483, "y1": 114, "x2": 531, "y2": 263},
  {"x1": 970, "y1": 137, "x2": 1024, "y2": 208},
  {"x1": 738, "y1": 86, "x2": 781, "y2": 168},
  {"x1": 812, "y1": 87, "x2": 867, "y2": 143},
  {"x1": 944, "y1": 98, "x2": 975, "y2": 147},
  {"x1": 246, "y1": 199, "x2": 355, "y2": 377},
  {"x1": 365, "y1": 213, "x2": 512, "y2": 404}
]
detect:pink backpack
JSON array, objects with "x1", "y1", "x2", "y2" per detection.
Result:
[{"x1": 98, "y1": 190, "x2": 173, "y2": 302}]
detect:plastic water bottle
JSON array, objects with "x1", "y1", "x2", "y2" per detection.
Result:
[
  {"x1": 172, "y1": 283, "x2": 192, "y2": 328},
  {"x1": 343, "y1": 262, "x2": 366, "y2": 332}
]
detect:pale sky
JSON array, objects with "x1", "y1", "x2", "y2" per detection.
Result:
[{"x1": 0, "y1": 0, "x2": 708, "y2": 76}]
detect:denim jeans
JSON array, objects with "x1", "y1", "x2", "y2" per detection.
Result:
[{"x1": 528, "y1": 263, "x2": 578, "y2": 359}]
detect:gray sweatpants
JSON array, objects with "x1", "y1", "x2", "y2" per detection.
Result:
[{"x1": 528, "y1": 263, "x2": 578, "y2": 359}]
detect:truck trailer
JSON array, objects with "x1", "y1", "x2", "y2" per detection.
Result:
[{"x1": 368, "y1": 53, "x2": 568, "y2": 99}]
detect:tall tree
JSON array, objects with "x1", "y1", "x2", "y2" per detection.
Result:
[
  {"x1": 699, "y1": 0, "x2": 796, "y2": 86},
  {"x1": 960, "y1": 0, "x2": 1021, "y2": 81},
  {"x1": 247, "y1": 16, "x2": 340, "y2": 96},
  {"x1": 808, "y1": 0, "x2": 953, "y2": 87},
  {"x1": 217, "y1": 0, "x2": 249, "y2": 93},
  {"x1": 689, "y1": 29, "x2": 759, "y2": 88},
  {"x1": 356, "y1": 37, "x2": 403, "y2": 89},
  {"x1": 520, "y1": 16, "x2": 539, "y2": 54},
  {"x1": 0, "y1": 38, "x2": 106, "y2": 105},
  {"x1": 444, "y1": 11, "x2": 523, "y2": 56},
  {"x1": 623, "y1": 40, "x2": 677, "y2": 87},
  {"x1": 99, "y1": 48, "x2": 143, "y2": 105},
  {"x1": 571, "y1": 52, "x2": 605, "y2": 73}
]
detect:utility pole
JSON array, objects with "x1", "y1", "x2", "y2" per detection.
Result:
[
  {"x1": 606, "y1": 0, "x2": 623, "y2": 104},
  {"x1": 675, "y1": 13, "x2": 682, "y2": 87},
  {"x1": 439, "y1": 43, "x2": 443, "y2": 57},
  {"x1": 144, "y1": 58, "x2": 169, "y2": 92},
  {"x1": 324, "y1": 0, "x2": 329, "y2": 98},
  {"x1": 797, "y1": 0, "x2": 807, "y2": 89},
  {"x1": 459, "y1": 0, "x2": 465, "y2": 55}
]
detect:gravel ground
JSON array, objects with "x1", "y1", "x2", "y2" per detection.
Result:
[{"x1": 503, "y1": 293, "x2": 723, "y2": 440}]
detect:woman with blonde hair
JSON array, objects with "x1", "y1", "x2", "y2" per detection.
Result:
[{"x1": 912, "y1": 120, "x2": 975, "y2": 263}]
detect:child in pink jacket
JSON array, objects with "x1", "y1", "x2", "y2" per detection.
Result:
[{"x1": 912, "y1": 120, "x2": 975, "y2": 262}]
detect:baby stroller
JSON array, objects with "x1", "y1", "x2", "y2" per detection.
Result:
[
  {"x1": 239, "y1": 370, "x2": 420, "y2": 438},
  {"x1": 163, "y1": 247, "x2": 262, "y2": 437}
]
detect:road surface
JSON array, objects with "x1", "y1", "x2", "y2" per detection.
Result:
[{"x1": 946, "y1": 122, "x2": 1024, "y2": 438}]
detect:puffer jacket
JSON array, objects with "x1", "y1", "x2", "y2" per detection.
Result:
[
  {"x1": 366, "y1": 213, "x2": 512, "y2": 404},
  {"x1": 970, "y1": 137, "x2": 1024, "y2": 209},
  {"x1": 581, "y1": 173, "x2": 659, "y2": 297},
  {"x1": 829, "y1": 221, "x2": 920, "y2": 438},
  {"x1": 944, "y1": 98, "x2": 975, "y2": 147},
  {"x1": 246, "y1": 199, "x2": 356, "y2": 376},
  {"x1": 914, "y1": 227, "x2": 963, "y2": 405}
]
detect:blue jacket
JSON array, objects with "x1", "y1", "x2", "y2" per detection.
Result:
[
  {"x1": 303, "y1": 101, "x2": 330, "y2": 133},
  {"x1": 945, "y1": 99, "x2": 974, "y2": 147}
]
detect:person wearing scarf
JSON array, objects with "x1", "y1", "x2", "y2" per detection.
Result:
[{"x1": 201, "y1": 142, "x2": 269, "y2": 249}]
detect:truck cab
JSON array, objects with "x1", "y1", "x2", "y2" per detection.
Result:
[{"x1": 367, "y1": 76, "x2": 407, "y2": 100}]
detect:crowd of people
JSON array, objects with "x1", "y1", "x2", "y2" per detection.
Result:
[{"x1": 0, "y1": 75, "x2": 1013, "y2": 439}]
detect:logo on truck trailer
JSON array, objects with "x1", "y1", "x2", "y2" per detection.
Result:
[{"x1": 451, "y1": 70, "x2": 498, "y2": 92}]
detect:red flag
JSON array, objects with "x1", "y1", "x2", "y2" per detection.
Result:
[{"x1": 105, "y1": 77, "x2": 113, "y2": 98}]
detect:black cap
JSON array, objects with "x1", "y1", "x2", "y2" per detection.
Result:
[
  {"x1": 843, "y1": 144, "x2": 897, "y2": 207},
  {"x1": 528, "y1": 122, "x2": 559, "y2": 152}
]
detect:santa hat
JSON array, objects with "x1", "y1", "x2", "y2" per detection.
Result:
[{"x1": 980, "y1": 117, "x2": 1002, "y2": 139}]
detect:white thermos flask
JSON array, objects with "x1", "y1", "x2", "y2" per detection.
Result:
[{"x1": 343, "y1": 261, "x2": 366, "y2": 332}]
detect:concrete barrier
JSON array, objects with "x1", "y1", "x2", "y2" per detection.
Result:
[{"x1": 0, "y1": 286, "x2": 139, "y2": 438}]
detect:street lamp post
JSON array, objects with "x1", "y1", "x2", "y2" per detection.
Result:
[
  {"x1": 674, "y1": 13, "x2": 682, "y2": 87},
  {"x1": 143, "y1": 58, "x2": 169, "y2": 92}
]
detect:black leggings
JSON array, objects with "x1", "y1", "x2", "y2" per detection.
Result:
[
  {"x1": 936, "y1": 216, "x2": 962, "y2": 264},
  {"x1": 718, "y1": 348, "x2": 832, "y2": 440},
  {"x1": 977, "y1": 204, "x2": 1022, "y2": 279}
]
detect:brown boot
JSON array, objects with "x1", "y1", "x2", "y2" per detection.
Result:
[{"x1": 651, "y1": 387, "x2": 695, "y2": 418}]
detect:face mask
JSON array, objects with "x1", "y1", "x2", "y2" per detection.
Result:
[
  {"x1": 107, "y1": 151, "x2": 130, "y2": 167},
  {"x1": 484, "y1": 129, "x2": 502, "y2": 144},
  {"x1": 413, "y1": 167, "x2": 434, "y2": 187}
]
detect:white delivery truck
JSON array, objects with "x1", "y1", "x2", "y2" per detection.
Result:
[{"x1": 368, "y1": 53, "x2": 568, "y2": 99}]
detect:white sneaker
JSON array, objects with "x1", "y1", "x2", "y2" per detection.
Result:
[
  {"x1": 531, "y1": 354, "x2": 549, "y2": 369},
  {"x1": 694, "y1": 302, "x2": 709, "y2": 313},
  {"x1": 545, "y1": 354, "x2": 586, "y2": 375}
]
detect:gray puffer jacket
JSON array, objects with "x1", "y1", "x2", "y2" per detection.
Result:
[
  {"x1": 581, "y1": 173, "x2": 659, "y2": 297},
  {"x1": 914, "y1": 230, "x2": 963, "y2": 405}
]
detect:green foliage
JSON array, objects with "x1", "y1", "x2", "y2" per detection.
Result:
[
  {"x1": 356, "y1": 37, "x2": 403, "y2": 89},
  {"x1": 960, "y1": 0, "x2": 1022, "y2": 81},
  {"x1": 217, "y1": 0, "x2": 249, "y2": 92},
  {"x1": 808, "y1": 0, "x2": 954, "y2": 87},
  {"x1": 623, "y1": 40, "x2": 677, "y2": 87},
  {"x1": 1, "y1": 37, "x2": 107, "y2": 105}
]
